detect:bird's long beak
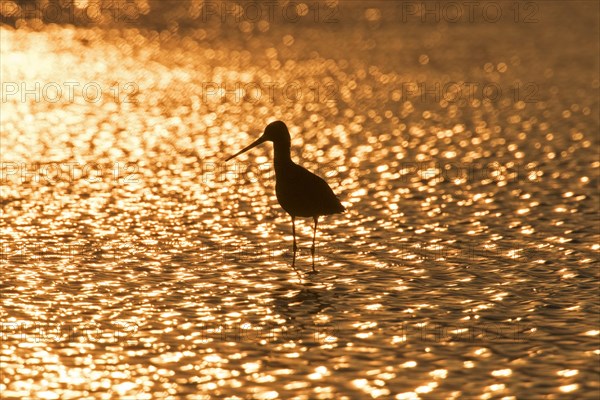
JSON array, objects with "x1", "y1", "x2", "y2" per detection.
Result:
[{"x1": 225, "y1": 135, "x2": 266, "y2": 161}]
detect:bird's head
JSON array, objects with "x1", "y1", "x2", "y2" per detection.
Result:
[
  {"x1": 226, "y1": 120, "x2": 291, "y2": 161},
  {"x1": 262, "y1": 120, "x2": 290, "y2": 144}
]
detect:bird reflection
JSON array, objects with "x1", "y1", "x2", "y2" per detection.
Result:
[{"x1": 270, "y1": 287, "x2": 336, "y2": 343}]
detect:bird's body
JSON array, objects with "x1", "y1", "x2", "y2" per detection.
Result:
[
  {"x1": 274, "y1": 151, "x2": 345, "y2": 218},
  {"x1": 226, "y1": 121, "x2": 345, "y2": 272}
]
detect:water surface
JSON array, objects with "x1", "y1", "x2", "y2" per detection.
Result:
[{"x1": 1, "y1": 2, "x2": 599, "y2": 398}]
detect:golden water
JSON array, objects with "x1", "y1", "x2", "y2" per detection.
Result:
[{"x1": 1, "y1": 2, "x2": 599, "y2": 398}]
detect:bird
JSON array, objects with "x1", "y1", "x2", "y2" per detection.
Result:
[{"x1": 225, "y1": 121, "x2": 345, "y2": 272}]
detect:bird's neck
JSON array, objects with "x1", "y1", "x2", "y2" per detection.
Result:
[{"x1": 273, "y1": 140, "x2": 292, "y2": 165}]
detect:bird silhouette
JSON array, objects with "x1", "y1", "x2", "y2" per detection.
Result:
[{"x1": 226, "y1": 121, "x2": 345, "y2": 272}]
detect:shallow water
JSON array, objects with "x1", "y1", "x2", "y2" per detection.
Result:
[{"x1": 1, "y1": 2, "x2": 599, "y2": 399}]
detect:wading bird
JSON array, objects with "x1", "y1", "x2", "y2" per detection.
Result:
[{"x1": 226, "y1": 121, "x2": 345, "y2": 272}]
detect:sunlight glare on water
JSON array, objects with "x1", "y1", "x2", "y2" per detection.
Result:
[{"x1": 1, "y1": 1, "x2": 599, "y2": 398}]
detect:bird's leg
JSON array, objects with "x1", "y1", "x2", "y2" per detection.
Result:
[
  {"x1": 311, "y1": 216, "x2": 319, "y2": 272},
  {"x1": 291, "y1": 216, "x2": 297, "y2": 268}
]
